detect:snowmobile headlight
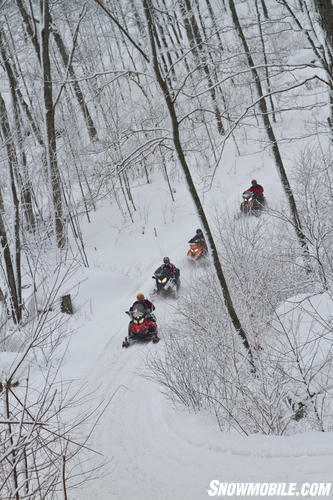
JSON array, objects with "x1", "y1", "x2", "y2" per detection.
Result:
[
  {"x1": 139, "y1": 318, "x2": 144, "y2": 324},
  {"x1": 162, "y1": 277, "x2": 167, "y2": 283},
  {"x1": 134, "y1": 319, "x2": 139, "y2": 325},
  {"x1": 194, "y1": 247, "x2": 199, "y2": 253}
]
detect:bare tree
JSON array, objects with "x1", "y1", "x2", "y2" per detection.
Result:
[
  {"x1": 50, "y1": 7, "x2": 99, "y2": 142},
  {"x1": 301, "y1": 0, "x2": 331, "y2": 135},
  {"x1": 0, "y1": 93, "x2": 22, "y2": 323},
  {"x1": 179, "y1": 0, "x2": 225, "y2": 134},
  {"x1": 143, "y1": 0, "x2": 255, "y2": 370},
  {"x1": 0, "y1": 31, "x2": 36, "y2": 232},
  {"x1": 274, "y1": 0, "x2": 332, "y2": 137},
  {"x1": 40, "y1": 0, "x2": 66, "y2": 249}
]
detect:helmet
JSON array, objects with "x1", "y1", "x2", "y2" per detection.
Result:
[
  {"x1": 163, "y1": 257, "x2": 170, "y2": 264},
  {"x1": 136, "y1": 293, "x2": 145, "y2": 300},
  {"x1": 196, "y1": 229, "x2": 203, "y2": 236},
  {"x1": 251, "y1": 179, "x2": 257, "y2": 185}
]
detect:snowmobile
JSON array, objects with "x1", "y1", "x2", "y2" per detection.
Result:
[
  {"x1": 240, "y1": 191, "x2": 265, "y2": 216},
  {"x1": 152, "y1": 268, "x2": 180, "y2": 298},
  {"x1": 122, "y1": 303, "x2": 159, "y2": 348},
  {"x1": 187, "y1": 240, "x2": 207, "y2": 262}
]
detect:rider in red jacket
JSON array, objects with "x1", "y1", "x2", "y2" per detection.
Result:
[
  {"x1": 129, "y1": 293, "x2": 156, "y2": 325},
  {"x1": 246, "y1": 179, "x2": 264, "y2": 203},
  {"x1": 130, "y1": 293, "x2": 155, "y2": 314}
]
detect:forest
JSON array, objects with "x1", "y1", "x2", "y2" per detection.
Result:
[{"x1": 0, "y1": 0, "x2": 332, "y2": 497}]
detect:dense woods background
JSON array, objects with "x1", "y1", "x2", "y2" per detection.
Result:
[{"x1": 0, "y1": 0, "x2": 332, "y2": 497}]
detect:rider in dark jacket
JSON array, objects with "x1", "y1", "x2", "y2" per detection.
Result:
[
  {"x1": 155, "y1": 257, "x2": 178, "y2": 278},
  {"x1": 189, "y1": 229, "x2": 208, "y2": 253}
]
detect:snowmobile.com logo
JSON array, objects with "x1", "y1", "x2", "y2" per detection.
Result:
[{"x1": 207, "y1": 481, "x2": 332, "y2": 497}]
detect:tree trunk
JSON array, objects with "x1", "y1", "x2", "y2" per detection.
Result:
[
  {"x1": 312, "y1": 0, "x2": 333, "y2": 136},
  {"x1": 313, "y1": 0, "x2": 333, "y2": 50},
  {"x1": 16, "y1": 0, "x2": 41, "y2": 64},
  {"x1": 61, "y1": 294, "x2": 73, "y2": 315},
  {"x1": 255, "y1": 0, "x2": 276, "y2": 122},
  {"x1": 204, "y1": 0, "x2": 224, "y2": 51},
  {"x1": 179, "y1": 0, "x2": 225, "y2": 135},
  {"x1": 260, "y1": 0, "x2": 269, "y2": 19},
  {"x1": 0, "y1": 32, "x2": 36, "y2": 231},
  {"x1": 0, "y1": 187, "x2": 21, "y2": 324},
  {"x1": 50, "y1": 19, "x2": 99, "y2": 142},
  {"x1": 40, "y1": 0, "x2": 66, "y2": 249},
  {"x1": 143, "y1": 0, "x2": 255, "y2": 370},
  {"x1": 0, "y1": 93, "x2": 22, "y2": 323}
]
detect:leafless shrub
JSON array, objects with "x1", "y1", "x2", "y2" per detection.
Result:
[
  {"x1": 291, "y1": 145, "x2": 333, "y2": 289},
  {"x1": 0, "y1": 269, "x2": 107, "y2": 499},
  {"x1": 147, "y1": 212, "x2": 333, "y2": 435}
]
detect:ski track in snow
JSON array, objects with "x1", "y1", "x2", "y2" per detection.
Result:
[{"x1": 63, "y1": 185, "x2": 333, "y2": 500}]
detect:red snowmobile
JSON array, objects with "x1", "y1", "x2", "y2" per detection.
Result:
[
  {"x1": 122, "y1": 303, "x2": 159, "y2": 348},
  {"x1": 240, "y1": 190, "x2": 265, "y2": 216}
]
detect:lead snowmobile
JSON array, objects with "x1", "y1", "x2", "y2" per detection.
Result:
[{"x1": 122, "y1": 303, "x2": 159, "y2": 348}]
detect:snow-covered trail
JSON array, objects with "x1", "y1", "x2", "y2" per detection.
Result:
[
  {"x1": 63, "y1": 181, "x2": 333, "y2": 499},
  {"x1": 77, "y1": 332, "x2": 333, "y2": 500}
]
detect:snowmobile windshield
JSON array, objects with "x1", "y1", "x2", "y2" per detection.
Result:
[
  {"x1": 189, "y1": 242, "x2": 201, "y2": 251},
  {"x1": 132, "y1": 302, "x2": 146, "y2": 314},
  {"x1": 243, "y1": 191, "x2": 253, "y2": 199},
  {"x1": 156, "y1": 267, "x2": 172, "y2": 279}
]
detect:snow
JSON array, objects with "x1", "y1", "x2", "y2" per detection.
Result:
[
  {"x1": 1, "y1": 121, "x2": 332, "y2": 500},
  {"x1": 52, "y1": 178, "x2": 333, "y2": 499},
  {"x1": 270, "y1": 292, "x2": 333, "y2": 407},
  {"x1": 1, "y1": 3, "x2": 333, "y2": 496}
]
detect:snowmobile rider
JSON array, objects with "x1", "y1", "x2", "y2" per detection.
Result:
[
  {"x1": 155, "y1": 257, "x2": 180, "y2": 280},
  {"x1": 130, "y1": 293, "x2": 155, "y2": 314},
  {"x1": 245, "y1": 179, "x2": 264, "y2": 204},
  {"x1": 188, "y1": 229, "x2": 208, "y2": 252},
  {"x1": 130, "y1": 293, "x2": 156, "y2": 321}
]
